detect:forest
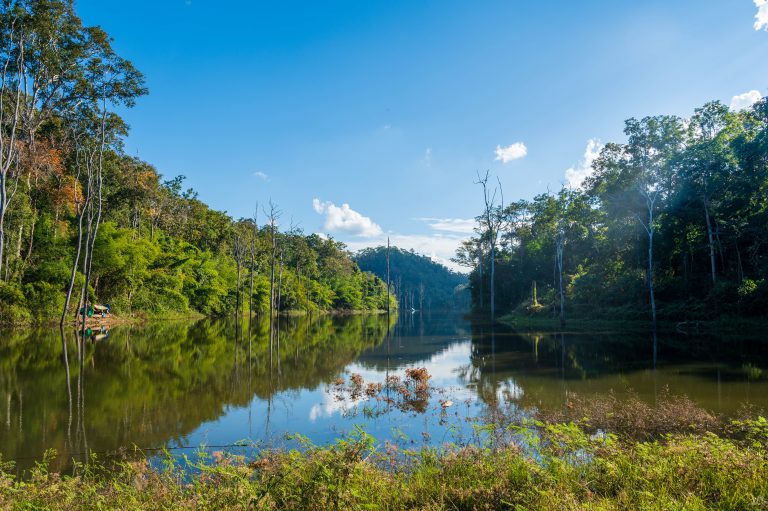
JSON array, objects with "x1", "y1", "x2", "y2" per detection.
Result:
[
  {"x1": 0, "y1": 1, "x2": 393, "y2": 324},
  {"x1": 457, "y1": 99, "x2": 768, "y2": 323},
  {"x1": 356, "y1": 246, "x2": 468, "y2": 312}
]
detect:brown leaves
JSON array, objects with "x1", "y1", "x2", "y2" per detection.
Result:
[
  {"x1": 328, "y1": 368, "x2": 434, "y2": 416},
  {"x1": 536, "y1": 388, "x2": 721, "y2": 439}
]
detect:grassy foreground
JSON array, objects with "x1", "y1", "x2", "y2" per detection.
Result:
[{"x1": 2, "y1": 415, "x2": 767, "y2": 511}]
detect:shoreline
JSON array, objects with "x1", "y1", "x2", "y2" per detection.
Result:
[
  {"x1": 494, "y1": 311, "x2": 768, "y2": 335},
  {"x1": 0, "y1": 308, "x2": 398, "y2": 330}
]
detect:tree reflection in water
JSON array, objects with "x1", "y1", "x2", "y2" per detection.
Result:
[{"x1": 0, "y1": 314, "x2": 394, "y2": 472}]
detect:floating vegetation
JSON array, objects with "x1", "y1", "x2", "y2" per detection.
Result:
[{"x1": 329, "y1": 368, "x2": 434, "y2": 416}]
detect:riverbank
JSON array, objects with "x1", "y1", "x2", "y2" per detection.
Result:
[
  {"x1": 0, "y1": 310, "x2": 208, "y2": 329},
  {"x1": 497, "y1": 311, "x2": 768, "y2": 335},
  {"x1": 2, "y1": 363, "x2": 767, "y2": 509},
  {"x1": 0, "y1": 308, "x2": 396, "y2": 329},
  {"x1": 2, "y1": 414, "x2": 766, "y2": 510}
]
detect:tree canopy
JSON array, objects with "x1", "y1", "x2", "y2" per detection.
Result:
[
  {"x1": 356, "y1": 246, "x2": 468, "y2": 312},
  {"x1": 0, "y1": 0, "x2": 392, "y2": 323},
  {"x1": 461, "y1": 99, "x2": 768, "y2": 321}
]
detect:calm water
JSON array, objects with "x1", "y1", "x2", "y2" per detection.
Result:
[{"x1": 1, "y1": 313, "x2": 768, "y2": 472}]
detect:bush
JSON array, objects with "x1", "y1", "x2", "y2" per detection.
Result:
[
  {"x1": 0, "y1": 282, "x2": 30, "y2": 323},
  {"x1": 2, "y1": 423, "x2": 767, "y2": 510},
  {"x1": 24, "y1": 282, "x2": 64, "y2": 321}
]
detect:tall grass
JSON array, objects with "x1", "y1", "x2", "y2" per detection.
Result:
[{"x1": 2, "y1": 416, "x2": 767, "y2": 510}]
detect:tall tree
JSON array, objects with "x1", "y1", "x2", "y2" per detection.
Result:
[{"x1": 475, "y1": 170, "x2": 503, "y2": 320}]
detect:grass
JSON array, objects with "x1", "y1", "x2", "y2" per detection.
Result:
[
  {"x1": 2, "y1": 415, "x2": 768, "y2": 510},
  {"x1": 2, "y1": 372, "x2": 767, "y2": 510}
]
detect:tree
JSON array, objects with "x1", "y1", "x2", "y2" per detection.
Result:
[
  {"x1": 679, "y1": 102, "x2": 736, "y2": 286},
  {"x1": 475, "y1": 170, "x2": 504, "y2": 320}
]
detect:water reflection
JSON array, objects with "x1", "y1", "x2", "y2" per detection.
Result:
[
  {"x1": 0, "y1": 315, "x2": 394, "y2": 472},
  {"x1": 466, "y1": 321, "x2": 768, "y2": 413},
  {"x1": 1, "y1": 314, "x2": 767, "y2": 473}
]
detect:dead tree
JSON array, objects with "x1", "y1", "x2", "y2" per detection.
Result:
[
  {"x1": 636, "y1": 185, "x2": 659, "y2": 328},
  {"x1": 555, "y1": 223, "x2": 565, "y2": 326},
  {"x1": 476, "y1": 239, "x2": 483, "y2": 310},
  {"x1": 248, "y1": 206, "x2": 258, "y2": 320},
  {"x1": 386, "y1": 237, "x2": 391, "y2": 315},
  {"x1": 475, "y1": 171, "x2": 504, "y2": 320},
  {"x1": 276, "y1": 248, "x2": 284, "y2": 313},
  {"x1": 264, "y1": 200, "x2": 281, "y2": 355},
  {"x1": 232, "y1": 231, "x2": 247, "y2": 317}
]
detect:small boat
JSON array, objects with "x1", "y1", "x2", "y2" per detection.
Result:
[
  {"x1": 93, "y1": 304, "x2": 111, "y2": 317},
  {"x1": 79, "y1": 303, "x2": 111, "y2": 318}
]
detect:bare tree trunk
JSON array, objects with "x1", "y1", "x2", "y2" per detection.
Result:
[
  {"x1": 490, "y1": 244, "x2": 495, "y2": 320},
  {"x1": 477, "y1": 244, "x2": 484, "y2": 310},
  {"x1": 265, "y1": 200, "x2": 280, "y2": 352},
  {"x1": 233, "y1": 234, "x2": 243, "y2": 317},
  {"x1": 704, "y1": 201, "x2": 717, "y2": 284},
  {"x1": 61, "y1": 146, "x2": 87, "y2": 327},
  {"x1": 269, "y1": 225, "x2": 276, "y2": 319},
  {"x1": 648, "y1": 219, "x2": 656, "y2": 328},
  {"x1": 386, "y1": 237, "x2": 390, "y2": 315},
  {"x1": 475, "y1": 171, "x2": 503, "y2": 319},
  {"x1": 556, "y1": 235, "x2": 565, "y2": 326},
  {"x1": 80, "y1": 106, "x2": 107, "y2": 329},
  {"x1": 276, "y1": 248, "x2": 284, "y2": 313},
  {"x1": 638, "y1": 188, "x2": 658, "y2": 328},
  {"x1": 0, "y1": 36, "x2": 24, "y2": 279},
  {"x1": 248, "y1": 243, "x2": 255, "y2": 319},
  {"x1": 235, "y1": 258, "x2": 241, "y2": 316},
  {"x1": 79, "y1": 181, "x2": 95, "y2": 332}
]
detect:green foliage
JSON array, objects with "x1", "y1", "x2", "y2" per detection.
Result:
[
  {"x1": 2, "y1": 424, "x2": 767, "y2": 510},
  {"x1": 0, "y1": 282, "x2": 30, "y2": 323},
  {"x1": 0, "y1": 316, "x2": 394, "y2": 472},
  {"x1": 466, "y1": 98, "x2": 768, "y2": 320},
  {"x1": 0, "y1": 1, "x2": 388, "y2": 324},
  {"x1": 0, "y1": 152, "x2": 389, "y2": 323},
  {"x1": 356, "y1": 246, "x2": 468, "y2": 311}
]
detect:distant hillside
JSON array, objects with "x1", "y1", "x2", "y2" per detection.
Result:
[{"x1": 355, "y1": 247, "x2": 469, "y2": 312}]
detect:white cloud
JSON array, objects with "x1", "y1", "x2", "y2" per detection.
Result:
[
  {"x1": 310, "y1": 342, "x2": 476, "y2": 421},
  {"x1": 755, "y1": 0, "x2": 768, "y2": 30},
  {"x1": 417, "y1": 217, "x2": 476, "y2": 234},
  {"x1": 494, "y1": 142, "x2": 527, "y2": 163},
  {"x1": 564, "y1": 139, "x2": 603, "y2": 189},
  {"x1": 253, "y1": 171, "x2": 269, "y2": 181},
  {"x1": 423, "y1": 147, "x2": 432, "y2": 167},
  {"x1": 312, "y1": 199, "x2": 383, "y2": 238},
  {"x1": 730, "y1": 89, "x2": 763, "y2": 111}
]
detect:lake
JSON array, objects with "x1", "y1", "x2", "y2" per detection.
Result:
[{"x1": 2, "y1": 313, "x2": 767, "y2": 473}]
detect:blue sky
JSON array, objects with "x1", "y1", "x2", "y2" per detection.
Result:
[{"x1": 77, "y1": 0, "x2": 768, "y2": 270}]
